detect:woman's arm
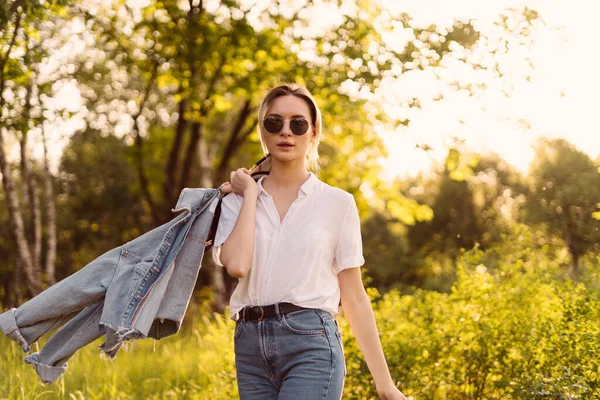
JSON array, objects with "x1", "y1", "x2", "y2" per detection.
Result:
[
  {"x1": 338, "y1": 267, "x2": 408, "y2": 400},
  {"x1": 219, "y1": 169, "x2": 258, "y2": 278}
]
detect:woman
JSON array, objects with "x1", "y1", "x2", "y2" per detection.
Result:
[{"x1": 213, "y1": 84, "x2": 407, "y2": 400}]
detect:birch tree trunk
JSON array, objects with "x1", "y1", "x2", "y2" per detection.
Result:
[
  {"x1": 197, "y1": 134, "x2": 226, "y2": 313},
  {"x1": 19, "y1": 84, "x2": 44, "y2": 284},
  {"x1": 12, "y1": 258, "x2": 23, "y2": 306},
  {"x1": 0, "y1": 130, "x2": 41, "y2": 296},
  {"x1": 41, "y1": 122, "x2": 57, "y2": 285}
]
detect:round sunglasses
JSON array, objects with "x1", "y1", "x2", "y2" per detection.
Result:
[{"x1": 263, "y1": 115, "x2": 310, "y2": 136}]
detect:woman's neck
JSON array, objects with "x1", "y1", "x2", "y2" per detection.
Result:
[{"x1": 264, "y1": 158, "x2": 310, "y2": 191}]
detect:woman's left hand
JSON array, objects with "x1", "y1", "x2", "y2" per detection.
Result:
[
  {"x1": 377, "y1": 383, "x2": 410, "y2": 400},
  {"x1": 219, "y1": 181, "x2": 232, "y2": 194}
]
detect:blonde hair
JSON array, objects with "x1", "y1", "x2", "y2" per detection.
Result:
[{"x1": 257, "y1": 83, "x2": 322, "y2": 174}]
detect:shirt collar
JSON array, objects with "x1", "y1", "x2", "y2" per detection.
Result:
[{"x1": 257, "y1": 172, "x2": 318, "y2": 198}]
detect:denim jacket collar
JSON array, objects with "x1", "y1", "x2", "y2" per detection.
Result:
[{"x1": 172, "y1": 187, "x2": 212, "y2": 213}]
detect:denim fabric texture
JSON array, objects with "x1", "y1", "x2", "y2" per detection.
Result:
[
  {"x1": 0, "y1": 186, "x2": 223, "y2": 384},
  {"x1": 234, "y1": 306, "x2": 347, "y2": 400}
]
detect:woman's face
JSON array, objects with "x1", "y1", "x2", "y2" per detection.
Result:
[{"x1": 262, "y1": 95, "x2": 316, "y2": 164}]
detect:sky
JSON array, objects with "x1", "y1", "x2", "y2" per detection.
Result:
[
  {"x1": 372, "y1": 0, "x2": 600, "y2": 179},
  {"x1": 7, "y1": 0, "x2": 600, "y2": 182}
]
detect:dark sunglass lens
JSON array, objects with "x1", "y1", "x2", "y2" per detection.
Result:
[
  {"x1": 264, "y1": 116, "x2": 283, "y2": 133},
  {"x1": 290, "y1": 118, "x2": 309, "y2": 135}
]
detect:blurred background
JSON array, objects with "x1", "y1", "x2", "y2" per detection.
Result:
[{"x1": 1, "y1": 0, "x2": 599, "y2": 398}]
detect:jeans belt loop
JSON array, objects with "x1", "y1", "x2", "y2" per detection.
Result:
[
  {"x1": 274, "y1": 302, "x2": 281, "y2": 318},
  {"x1": 252, "y1": 306, "x2": 264, "y2": 322}
]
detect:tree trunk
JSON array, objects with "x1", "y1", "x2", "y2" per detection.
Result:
[
  {"x1": 163, "y1": 98, "x2": 187, "y2": 209},
  {"x1": 2, "y1": 265, "x2": 11, "y2": 307},
  {"x1": 564, "y1": 229, "x2": 580, "y2": 278},
  {"x1": 214, "y1": 99, "x2": 251, "y2": 182},
  {"x1": 196, "y1": 133, "x2": 226, "y2": 312},
  {"x1": 41, "y1": 122, "x2": 57, "y2": 285},
  {"x1": 178, "y1": 121, "x2": 201, "y2": 194},
  {"x1": 0, "y1": 130, "x2": 42, "y2": 296},
  {"x1": 22, "y1": 70, "x2": 44, "y2": 279},
  {"x1": 30, "y1": 171, "x2": 42, "y2": 280},
  {"x1": 132, "y1": 59, "x2": 161, "y2": 225},
  {"x1": 0, "y1": 10, "x2": 40, "y2": 297},
  {"x1": 570, "y1": 250, "x2": 580, "y2": 277},
  {"x1": 13, "y1": 258, "x2": 23, "y2": 307},
  {"x1": 19, "y1": 114, "x2": 43, "y2": 285}
]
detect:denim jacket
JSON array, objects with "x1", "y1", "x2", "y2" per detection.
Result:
[{"x1": 0, "y1": 185, "x2": 224, "y2": 384}]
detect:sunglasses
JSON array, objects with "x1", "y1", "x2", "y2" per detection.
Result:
[{"x1": 263, "y1": 115, "x2": 310, "y2": 136}]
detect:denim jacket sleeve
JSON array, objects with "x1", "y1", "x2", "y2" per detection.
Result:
[
  {"x1": 100, "y1": 187, "x2": 222, "y2": 352},
  {"x1": 0, "y1": 186, "x2": 222, "y2": 385}
]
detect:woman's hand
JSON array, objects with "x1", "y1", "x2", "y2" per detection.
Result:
[
  {"x1": 220, "y1": 182, "x2": 232, "y2": 194},
  {"x1": 220, "y1": 168, "x2": 257, "y2": 196},
  {"x1": 377, "y1": 383, "x2": 410, "y2": 400}
]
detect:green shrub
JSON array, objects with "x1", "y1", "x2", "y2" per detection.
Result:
[
  {"x1": 342, "y1": 225, "x2": 600, "y2": 399},
  {"x1": 2, "y1": 225, "x2": 598, "y2": 399}
]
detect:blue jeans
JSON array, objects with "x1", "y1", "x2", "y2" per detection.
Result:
[{"x1": 233, "y1": 306, "x2": 346, "y2": 400}]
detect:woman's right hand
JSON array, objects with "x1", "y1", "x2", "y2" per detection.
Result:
[{"x1": 221, "y1": 168, "x2": 257, "y2": 196}]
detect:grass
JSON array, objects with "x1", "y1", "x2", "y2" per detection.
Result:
[{"x1": 0, "y1": 313, "x2": 239, "y2": 400}]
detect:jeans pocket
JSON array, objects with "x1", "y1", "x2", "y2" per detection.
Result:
[
  {"x1": 281, "y1": 310, "x2": 326, "y2": 336},
  {"x1": 233, "y1": 321, "x2": 243, "y2": 339},
  {"x1": 334, "y1": 321, "x2": 347, "y2": 376},
  {"x1": 129, "y1": 261, "x2": 152, "y2": 299}
]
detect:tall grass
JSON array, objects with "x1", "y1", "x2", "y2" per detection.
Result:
[
  {"x1": 2, "y1": 226, "x2": 599, "y2": 399},
  {"x1": 1, "y1": 312, "x2": 239, "y2": 400}
]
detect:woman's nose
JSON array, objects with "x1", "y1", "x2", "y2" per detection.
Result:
[{"x1": 280, "y1": 120, "x2": 292, "y2": 135}]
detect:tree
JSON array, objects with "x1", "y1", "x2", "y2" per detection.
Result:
[
  {"x1": 0, "y1": 0, "x2": 74, "y2": 297},
  {"x1": 469, "y1": 152, "x2": 527, "y2": 247},
  {"x1": 407, "y1": 146, "x2": 483, "y2": 259},
  {"x1": 524, "y1": 138, "x2": 600, "y2": 271},
  {"x1": 56, "y1": 128, "x2": 149, "y2": 275},
  {"x1": 65, "y1": 0, "x2": 481, "y2": 310}
]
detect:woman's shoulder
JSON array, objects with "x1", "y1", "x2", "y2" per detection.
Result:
[{"x1": 318, "y1": 181, "x2": 356, "y2": 206}]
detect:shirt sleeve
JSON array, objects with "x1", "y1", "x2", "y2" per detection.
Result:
[
  {"x1": 333, "y1": 195, "x2": 365, "y2": 274},
  {"x1": 212, "y1": 193, "x2": 242, "y2": 267}
]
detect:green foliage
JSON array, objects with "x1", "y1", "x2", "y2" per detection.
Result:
[
  {"x1": 2, "y1": 226, "x2": 599, "y2": 399},
  {"x1": 0, "y1": 1, "x2": 73, "y2": 33},
  {"x1": 73, "y1": 0, "x2": 486, "y2": 212},
  {"x1": 0, "y1": 306, "x2": 239, "y2": 399},
  {"x1": 594, "y1": 204, "x2": 600, "y2": 221},
  {"x1": 469, "y1": 152, "x2": 528, "y2": 246},
  {"x1": 407, "y1": 158, "x2": 483, "y2": 258},
  {"x1": 56, "y1": 128, "x2": 149, "y2": 275},
  {"x1": 363, "y1": 147, "x2": 533, "y2": 293},
  {"x1": 524, "y1": 138, "x2": 600, "y2": 267},
  {"x1": 0, "y1": 0, "x2": 77, "y2": 119},
  {"x1": 361, "y1": 210, "x2": 448, "y2": 293},
  {"x1": 446, "y1": 147, "x2": 480, "y2": 182},
  {"x1": 344, "y1": 224, "x2": 600, "y2": 399}
]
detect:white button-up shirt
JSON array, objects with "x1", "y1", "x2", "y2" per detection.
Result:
[{"x1": 212, "y1": 172, "x2": 365, "y2": 319}]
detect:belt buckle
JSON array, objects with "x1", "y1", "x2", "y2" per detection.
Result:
[{"x1": 251, "y1": 306, "x2": 264, "y2": 322}]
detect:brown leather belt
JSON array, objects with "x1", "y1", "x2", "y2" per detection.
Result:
[{"x1": 238, "y1": 302, "x2": 310, "y2": 322}]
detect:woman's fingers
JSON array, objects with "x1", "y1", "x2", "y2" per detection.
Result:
[
  {"x1": 227, "y1": 168, "x2": 256, "y2": 195},
  {"x1": 220, "y1": 182, "x2": 232, "y2": 193}
]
